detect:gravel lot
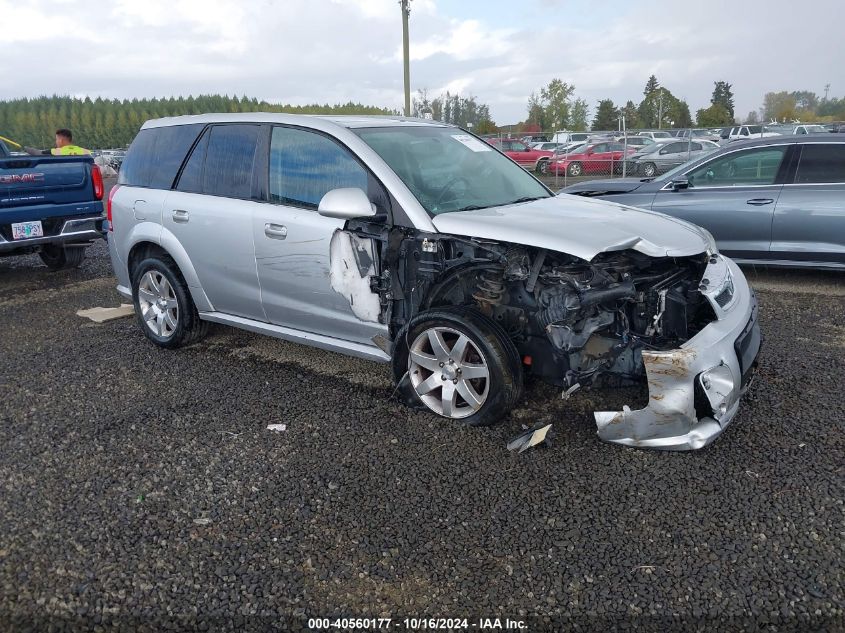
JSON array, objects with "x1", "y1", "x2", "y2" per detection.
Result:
[{"x1": 0, "y1": 238, "x2": 843, "y2": 632}]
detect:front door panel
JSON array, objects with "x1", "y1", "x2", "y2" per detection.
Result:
[{"x1": 253, "y1": 204, "x2": 385, "y2": 345}]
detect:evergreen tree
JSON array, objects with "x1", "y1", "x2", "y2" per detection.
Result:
[
  {"x1": 711, "y1": 81, "x2": 735, "y2": 120},
  {"x1": 643, "y1": 75, "x2": 660, "y2": 97},
  {"x1": 592, "y1": 99, "x2": 619, "y2": 131}
]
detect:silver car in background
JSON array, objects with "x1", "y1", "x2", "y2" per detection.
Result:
[
  {"x1": 626, "y1": 139, "x2": 720, "y2": 177},
  {"x1": 108, "y1": 113, "x2": 760, "y2": 450}
]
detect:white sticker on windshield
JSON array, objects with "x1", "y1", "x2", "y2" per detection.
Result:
[{"x1": 451, "y1": 134, "x2": 492, "y2": 152}]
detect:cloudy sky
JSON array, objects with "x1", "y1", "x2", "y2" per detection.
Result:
[{"x1": 0, "y1": 0, "x2": 840, "y2": 125}]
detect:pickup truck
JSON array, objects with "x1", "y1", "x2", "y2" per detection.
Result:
[{"x1": 0, "y1": 138, "x2": 105, "y2": 269}]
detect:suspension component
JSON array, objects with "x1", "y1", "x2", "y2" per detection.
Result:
[{"x1": 472, "y1": 269, "x2": 506, "y2": 312}]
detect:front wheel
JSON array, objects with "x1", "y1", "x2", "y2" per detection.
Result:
[
  {"x1": 642, "y1": 162, "x2": 657, "y2": 177},
  {"x1": 536, "y1": 159, "x2": 549, "y2": 175},
  {"x1": 131, "y1": 256, "x2": 208, "y2": 349},
  {"x1": 567, "y1": 162, "x2": 583, "y2": 177},
  {"x1": 39, "y1": 245, "x2": 86, "y2": 270},
  {"x1": 392, "y1": 307, "x2": 522, "y2": 427}
]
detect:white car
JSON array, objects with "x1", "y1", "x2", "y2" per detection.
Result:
[{"x1": 725, "y1": 125, "x2": 780, "y2": 143}]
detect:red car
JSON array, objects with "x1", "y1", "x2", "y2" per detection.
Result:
[
  {"x1": 546, "y1": 142, "x2": 637, "y2": 177},
  {"x1": 486, "y1": 138, "x2": 554, "y2": 173}
]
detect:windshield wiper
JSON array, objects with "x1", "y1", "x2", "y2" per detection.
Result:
[
  {"x1": 452, "y1": 204, "x2": 490, "y2": 212},
  {"x1": 505, "y1": 196, "x2": 547, "y2": 205}
]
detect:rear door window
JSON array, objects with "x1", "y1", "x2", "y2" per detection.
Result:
[
  {"x1": 268, "y1": 126, "x2": 368, "y2": 209},
  {"x1": 795, "y1": 144, "x2": 845, "y2": 183},
  {"x1": 202, "y1": 125, "x2": 261, "y2": 198}
]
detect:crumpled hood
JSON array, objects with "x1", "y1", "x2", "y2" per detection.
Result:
[
  {"x1": 432, "y1": 194, "x2": 712, "y2": 262},
  {"x1": 561, "y1": 177, "x2": 645, "y2": 195}
]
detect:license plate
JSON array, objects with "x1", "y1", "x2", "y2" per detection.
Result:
[{"x1": 11, "y1": 220, "x2": 43, "y2": 240}]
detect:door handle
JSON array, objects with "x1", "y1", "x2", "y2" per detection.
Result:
[
  {"x1": 264, "y1": 223, "x2": 288, "y2": 239},
  {"x1": 172, "y1": 209, "x2": 190, "y2": 223},
  {"x1": 746, "y1": 198, "x2": 774, "y2": 206}
]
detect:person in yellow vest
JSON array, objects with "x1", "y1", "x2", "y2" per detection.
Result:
[{"x1": 24, "y1": 128, "x2": 90, "y2": 156}]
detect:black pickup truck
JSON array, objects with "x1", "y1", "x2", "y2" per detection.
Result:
[{"x1": 0, "y1": 138, "x2": 105, "y2": 269}]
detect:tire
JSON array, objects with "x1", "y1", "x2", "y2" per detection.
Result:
[
  {"x1": 39, "y1": 245, "x2": 86, "y2": 270},
  {"x1": 642, "y1": 162, "x2": 657, "y2": 177},
  {"x1": 392, "y1": 306, "x2": 523, "y2": 427},
  {"x1": 567, "y1": 162, "x2": 582, "y2": 177},
  {"x1": 131, "y1": 256, "x2": 208, "y2": 349},
  {"x1": 536, "y1": 159, "x2": 549, "y2": 175}
]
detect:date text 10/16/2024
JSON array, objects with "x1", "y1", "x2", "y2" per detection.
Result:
[{"x1": 308, "y1": 618, "x2": 528, "y2": 630}]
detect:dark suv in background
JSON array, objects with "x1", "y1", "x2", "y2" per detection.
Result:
[{"x1": 562, "y1": 136, "x2": 845, "y2": 269}]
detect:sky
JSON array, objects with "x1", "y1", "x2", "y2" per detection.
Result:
[{"x1": 0, "y1": 0, "x2": 841, "y2": 126}]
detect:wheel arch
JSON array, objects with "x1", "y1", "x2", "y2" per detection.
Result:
[{"x1": 128, "y1": 234, "x2": 213, "y2": 312}]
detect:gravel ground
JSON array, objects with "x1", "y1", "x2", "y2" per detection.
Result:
[{"x1": 0, "y1": 240, "x2": 843, "y2": 632}]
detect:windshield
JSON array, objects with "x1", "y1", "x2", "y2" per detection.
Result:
[
  {"x1": 557, "y1": 143, "x2": 587, "y2": 155},
  {"x1": 355, "y1": 126, "x2": 551, "y2": 216},
  {"x1": 653, "y1": 131, "x2": 672, "y2": 138},
  {"x1": 806, "y1": 125, "x2": 827, "y2": 133}
]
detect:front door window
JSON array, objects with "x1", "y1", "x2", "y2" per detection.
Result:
[{"x1": 686, "y1": 147, "x2": 787, "y2": 187}]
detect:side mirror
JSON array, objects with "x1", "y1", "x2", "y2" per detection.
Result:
[
  {"x1": 317, "y1": 188, "x2": 377, "y2": 219},
  {"x1": 523, "y1": 147, "x2": 531, "y2": 152},
  {"x1": 671, "y1": 178, "x2": 690, "y2": 191}
]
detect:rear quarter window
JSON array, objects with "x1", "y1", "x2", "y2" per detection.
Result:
[{"x1": 118, "y1": 124, "x2": 203, "y2": 188}]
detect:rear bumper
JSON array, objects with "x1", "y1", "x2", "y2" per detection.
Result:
[
  {"x1": 0, "y1": 215, "x2": 104, "y2": 253},
  {"x1": 594, "y1": 256, "x2": 761, "y2": 451}
]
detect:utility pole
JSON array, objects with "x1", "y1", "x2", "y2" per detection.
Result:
[
  {"x1": 400, "y1": 0, "x2": 411, "y2": 117},
  {"x1": 824, "y1": 83, "x2": 830, "y2": 101},
  {"x1": 657, "y1": 88, "x2": 664, "y2": 130}
]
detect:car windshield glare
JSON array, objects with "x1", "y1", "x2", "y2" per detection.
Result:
[{"x1": 355, "y1": 126, "x2": 551, "y2": 216}]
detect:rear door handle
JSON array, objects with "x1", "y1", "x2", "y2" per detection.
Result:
[
  {"x1": 264, "y1": 223, "x2": 287, "y2": 239},
  {"x1": 172, "y1": 209, "x2": 190, "y2": 223},
  {"x1": 746, "y1": 198, "x2": 774, "y2": 206}
]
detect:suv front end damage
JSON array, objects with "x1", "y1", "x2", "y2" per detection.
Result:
[
  {"x1": 335, "y1": 219, "x2": 760, "y2": 451},
  {"x1": 595, "y1": 256, "x2": 760, "y2": 449}
]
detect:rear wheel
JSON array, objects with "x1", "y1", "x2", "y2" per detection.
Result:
[
  {"x1": 131, "y1": 256, "x2": 208, "y2": 349},
  {"x1": 392, "y1": 307, "x2": 522, "y2": 427},
  {"x1": 567, "y1": 162, "x2": 583, "y2": 177},
  {"x1": 39, "y1": 245, "x2": 86, "y2": 270}
]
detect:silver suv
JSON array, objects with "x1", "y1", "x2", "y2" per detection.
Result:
[{"x1": 108, "y1": 114, "x2": 760, "y2": 450}]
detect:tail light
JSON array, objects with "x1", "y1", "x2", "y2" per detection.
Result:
[
  {"x1": 107, "y1": 184, "x2": 121, "y2": 232},
  {"x1": 92, "y1": 164, "x2": 104, "y2": 200}
]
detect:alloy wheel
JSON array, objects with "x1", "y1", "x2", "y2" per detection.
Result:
[
  {"x1": 138, "y1": 270, "x2": 179, "y2": 338},
  {"x1": 408, "y1": 326, "x2": 490, "y2": 419}
]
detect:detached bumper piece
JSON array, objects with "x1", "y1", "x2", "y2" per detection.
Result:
[{"x1": 594, "y1": 258, "x2": 761, "y2": 451}]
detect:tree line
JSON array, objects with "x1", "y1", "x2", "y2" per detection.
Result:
[
  {"x1": 411, "y1": 90, "x2": 496, "y2": 133},
  {"x1": 519, "y1": 75, "x2": 845, "y2": 133},
  {"x1": 0, "y1": 95, "x2": 398, "y2": 149}
]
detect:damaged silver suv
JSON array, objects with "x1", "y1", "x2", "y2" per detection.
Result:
[{"x1": 108, "y1": 114, "x2": 761, "y2": 450}]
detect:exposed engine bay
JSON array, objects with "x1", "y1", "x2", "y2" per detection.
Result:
[{"x1": 339, "y1": 221, "x2": 717, "y2": 394}]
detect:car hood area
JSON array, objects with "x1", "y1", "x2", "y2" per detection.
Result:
[
  {"x1": 431, "y1": 193, "x2": 711, "y2": 262},
  {"x1": 560, "y1": 177, "x2": 647, "y2": 195}
]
